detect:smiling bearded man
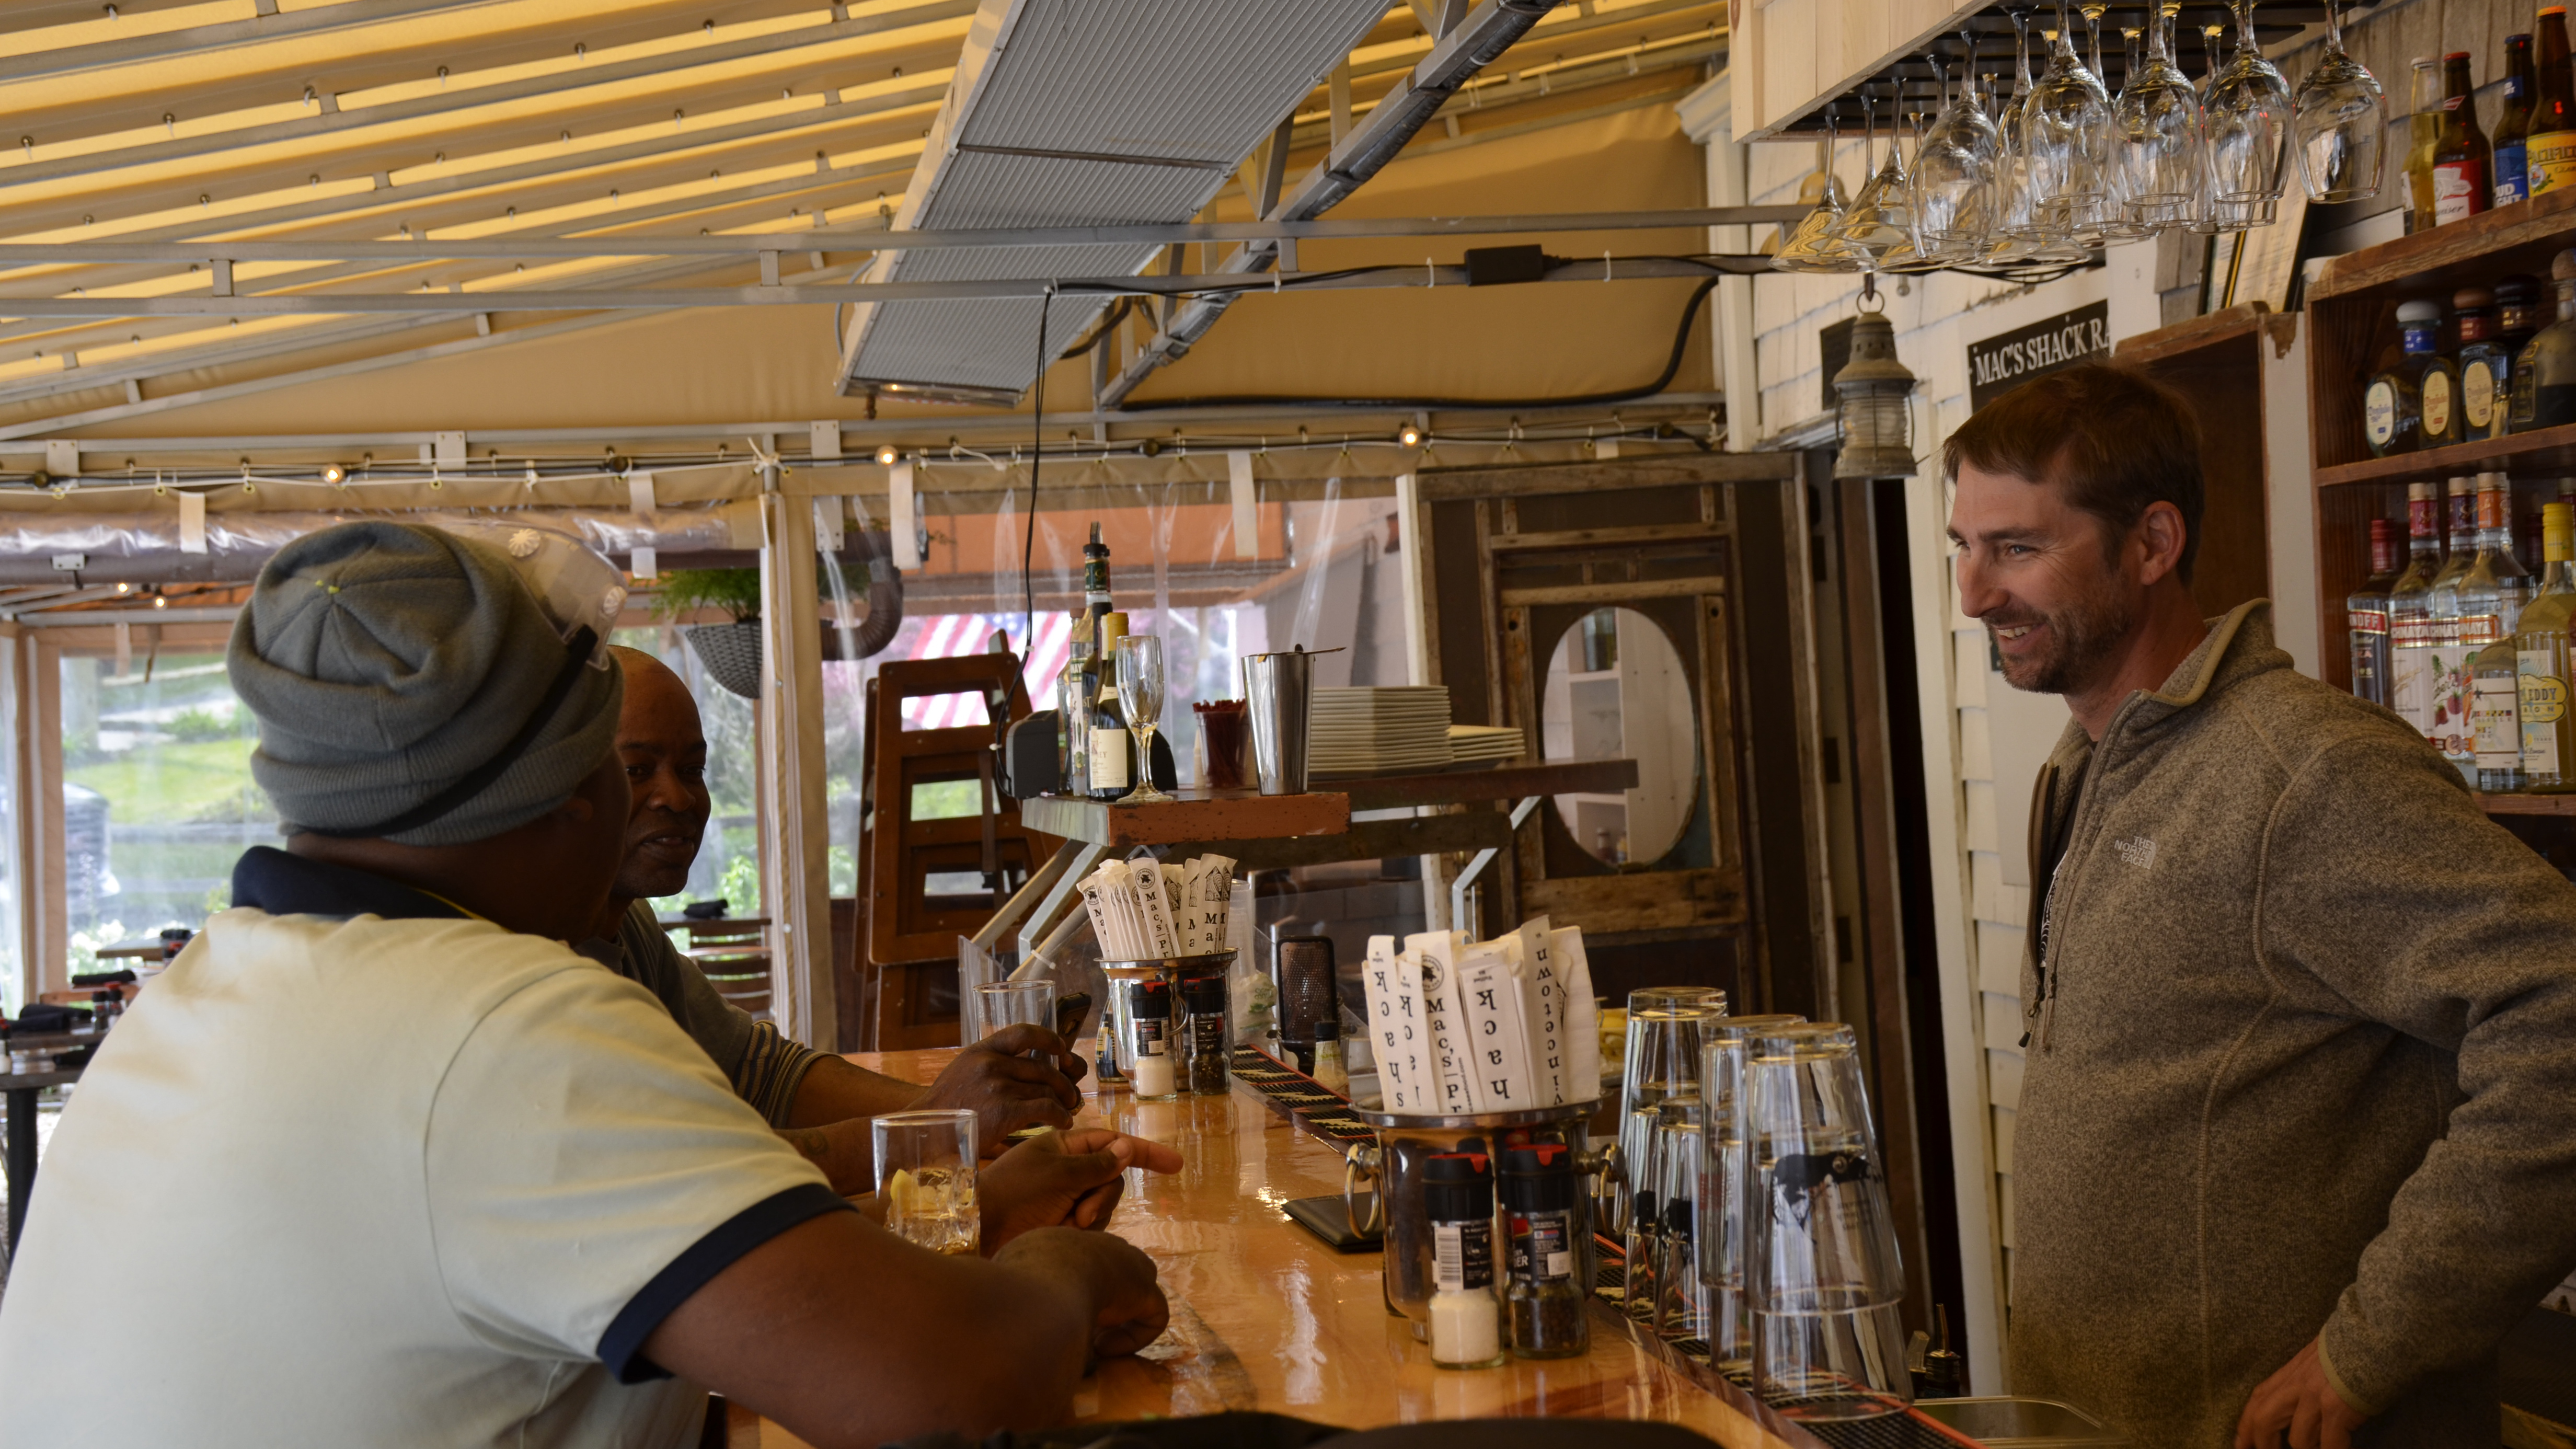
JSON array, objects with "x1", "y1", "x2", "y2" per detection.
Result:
[{"x1": 1945, "y1": 364, "x2": 2576, "y2": 1449}]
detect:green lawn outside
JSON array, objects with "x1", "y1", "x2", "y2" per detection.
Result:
[{"x1": 66, "y1": 737, "x2": 264, "y2": 825}]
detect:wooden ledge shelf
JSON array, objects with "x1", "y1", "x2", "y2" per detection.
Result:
[
  {"x1": 2312, "y1": 186, "x2": 2576, "y2": 304},
  {"x1": 1017, "y1": 788, "x2": 1350, "y2": 849},
  {"x1": 2314, "y1": 423, "x2": 2576, "y2": 490},
  {"x1": 2477, "y1": 791, "x2": 2576, "y2": 817}
]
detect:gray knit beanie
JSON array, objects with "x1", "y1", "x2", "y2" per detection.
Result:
[{"x1": 227, "y1": 521, "x2": 624, "y2": 847}]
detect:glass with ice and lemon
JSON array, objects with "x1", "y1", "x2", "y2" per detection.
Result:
[{"x1": 873, "y1": 1109, "x2": 980, "y2": 1256}]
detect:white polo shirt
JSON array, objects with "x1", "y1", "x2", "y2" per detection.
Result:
[{"x1": 0, "y1": 848, "x2": 841, "y2": 1448}]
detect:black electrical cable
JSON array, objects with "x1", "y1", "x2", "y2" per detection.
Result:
[
  {"x1": 1022, "y1": 282, "x2": 1052, "y2": 653},
  {"x1": 1113, "y1": 275, "x2": 1722, "y2": 413}
]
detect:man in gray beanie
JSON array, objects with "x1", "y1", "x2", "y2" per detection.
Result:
[{"x1": 0, "y1": 521, "x2": 1170, "y2": 1449}]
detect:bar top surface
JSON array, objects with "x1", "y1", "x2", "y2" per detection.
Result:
[{"x1": 735, "y1": 1048, "x2": 1806, "y2": 1448}]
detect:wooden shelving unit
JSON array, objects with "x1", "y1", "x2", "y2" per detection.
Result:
[
  {"x1": 2305, "y1": 188, "x2": 2576, "y2": 695},
  {"x1": 2110, "y1": 302, "x2": 2298, "y2": 626}
]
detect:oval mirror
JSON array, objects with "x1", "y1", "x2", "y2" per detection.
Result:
[{"x1": 1539, "y1": 606, "x2": 1698, "y2": 867}]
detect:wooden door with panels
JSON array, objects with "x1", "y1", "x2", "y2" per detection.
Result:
[{"x1": 1411, "y1": 451, "x2": 1812, "y2": 1011}]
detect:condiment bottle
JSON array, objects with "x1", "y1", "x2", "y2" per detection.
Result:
[
  {"x1": 1499, "y1": 1142, "x2": 1591, "y2": 1359},
  {"x1": 1424, "y1": 1147, "x2": 1505, "y2": 1370},
  {"x1": 1309, "y1": 1018, "x2": 1349, "y2": 1096},
  {"x1": 1182, "y1": 977, "x2": 1230, "y2": 1096},
  {"x1": 1125, "y1": 977, "x2": 1177, "y2": 1101}
]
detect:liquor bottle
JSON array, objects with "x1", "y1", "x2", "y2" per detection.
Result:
[
  {"x1": 2520, "y1": 248, "x2": 2576, "y2": 431},
  {"x1": 1089, "y1": 611, "x2": 1134, "y2": 801},
  {"x1": 2348, "y1": 518, "x2": 2401, "y2": 706},
  {"x1": 2458, "y1": 288, "x2": 2510, "y2": 441},
  {"x1": 1083, "y1": 521, "x2": 1113, "y2": 625},
  {"x1": 2465, "y1": 475, "x2": 2535, "y2": 789},
  {"x1": 2495, "y1": 31, "x2": 2537, "y2": 205},
  {"x1": 2389, "y1": 481, "x2": 2444, "y2": 743},
  {"x1": 2365, "y1": 299, "x2": 2458, "y2": 455},
  {"x1": 2530, "y1": 9, "x2": 2576, "y2": 198},
  {"x1": 2492, "y1": 276, "x2": 2543, "y2": 441},
  {"x1": 1059, "y1": 612, "x2": 1094, "y2": 796},
  {"x1": 2517, "y1": 503, "x2": 2576, "y2": 790},
  {"x1": 2432, "y1": 51, "x2": 2493, "y2": 225},
  {"x1": 2425, "y1": 476, "x2": 2482, "y2": 768},
  {"x1": 2404, "y1": 55, "x2": 2445, "y2": 232}
]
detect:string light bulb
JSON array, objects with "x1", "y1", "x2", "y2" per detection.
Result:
[
  {"x1": 876, "y1": 443, "x2": 900, "y2": 466},
  {"x1": 1398, "y1": 423, "x2": 1424, "y2": 448},
  {"x1": 320, "y1": 464, "x2": 347, "y2": 485}
]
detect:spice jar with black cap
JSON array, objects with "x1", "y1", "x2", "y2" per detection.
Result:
[{"x1": 1499, "y1": 1141, "x2": 1591, "y2": 1358}]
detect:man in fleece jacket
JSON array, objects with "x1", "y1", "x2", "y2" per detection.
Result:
[{"x1": 1944, "y1": 364, "x2": 2576, "y2": 1447}]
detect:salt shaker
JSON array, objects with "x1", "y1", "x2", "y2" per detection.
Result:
[
  {"x1": 1124, "y1": 977, "x2": 1178, "y2": 1101},
  {"x1": 1424, "y1": 1145, "x2": 1505, "y2": 1369}
]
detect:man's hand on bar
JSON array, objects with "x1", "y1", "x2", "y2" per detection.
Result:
[
  {"x1": 2234, "y1": 1337, "x2": 2368, "y2": 1449},
  {"x1": 917, "y1": 1025, "x2": 1087, "y2": 1148},
  {"x1": 639, "y1": 1214, "x2": 1167, "y2": 1447},
  {"x1": 979, "y1": 1128, "x2": 1183, "y2": 1250}
]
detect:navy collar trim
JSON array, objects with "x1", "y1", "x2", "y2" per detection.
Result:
[{"x1": 229, "y1": 845, "x2": 466, "y2": 922}]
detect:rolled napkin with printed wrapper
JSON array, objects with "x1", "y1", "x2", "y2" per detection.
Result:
[{"x1": 1359, "y1": 914, "x2": 1602, "y2": 1117}]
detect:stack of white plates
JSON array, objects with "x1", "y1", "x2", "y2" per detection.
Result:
[
  {"x1": 1309, "y1": 686, "x2": 1453, "y2": 777},
  {"x1": 1446, "y1": 724, "x2": 1525, "y2": 765}
]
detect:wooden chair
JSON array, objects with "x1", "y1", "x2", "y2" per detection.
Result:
[
  {"x1": 858, "y1": 653, "x2": 1059, "y2": 1050},
  {"x1": 683, "y1": 916, "x2": 773, "y2": 1022}
]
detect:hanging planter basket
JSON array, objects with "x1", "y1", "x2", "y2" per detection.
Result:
[{"x1": 684, "y1": 620, "x2": 766, "y2": 699}]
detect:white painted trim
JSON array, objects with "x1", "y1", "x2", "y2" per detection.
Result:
[{"x1": 2262, "y1": 324, "x2": 2321, "y2": 678}]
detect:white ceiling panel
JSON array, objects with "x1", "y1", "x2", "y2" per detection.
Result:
[{"x1": 838, "y1": 0, "x2": 1393, "y2": 400}]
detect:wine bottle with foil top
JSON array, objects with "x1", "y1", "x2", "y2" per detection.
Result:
[
  {"x1": 2349, "y1": 519, "x2": 2401, "y2": 706},
  {"x1": 2388, "y1": 482, "x2": 2445, "y2": 744},
  {"x1": 2516, "y1": 503, "x2": 2576, "y2": 790}
]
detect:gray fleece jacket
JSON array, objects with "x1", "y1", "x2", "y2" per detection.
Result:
[{"x1": 2009, "y1": 601, "x2": 2576, "y2": 1446}]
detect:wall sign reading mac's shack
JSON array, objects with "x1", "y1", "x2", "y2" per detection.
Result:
[{"x1": 1967, "y1": 301, "x2": 2111, "y2": 412}]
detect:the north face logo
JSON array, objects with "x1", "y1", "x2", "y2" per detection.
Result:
[{"x1": 2113, "y1": 836, "x2": 2157, "y2": 869}]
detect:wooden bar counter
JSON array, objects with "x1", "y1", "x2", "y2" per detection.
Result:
[{"x1": 727, "y1": 1049, "x2": 1809, "y2": 1448}]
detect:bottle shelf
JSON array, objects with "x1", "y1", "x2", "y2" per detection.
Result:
[
  {"x1": 2309, "y1": 187, "x2": 2576, "y2": 307},
  {"x1": 2314, "y1": 422, "x2": 2576, "y2": 490}
]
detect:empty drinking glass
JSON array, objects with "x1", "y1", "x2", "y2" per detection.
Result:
[
  {"x1": 1912, "y1": 54, "x2": 2002, "y2": 263},
  {"x1": 1838, "y1": 93, "x2": 1917, "y2": 267},
  {"x1": 1774, "y1": 125, "x2": 1861, "y2": 274},
  {"x1": 2117, "y1": 7, "x2": 2207, "y2": 231},
  {"x1": 977, "y1": 978, "x2": 1055, "y2": 1032},
  {"x1": 2023, "y1": 3, "x2": 2115, "y2": 242},
  {"x1": 875, "y1": 1109, "x2": 981, "y2": 1257},
  {"x1": 1612, "y1": 990, "x2": 1723, "y2": 1261},
  {"x1": 2294, "y1": 0, "x2": 2386, "y2": 202},
  {"x1": 1987, "y1": 12, "x2": 2048, "y2": 261},
  {"x1": 1652, "y1": 1098, "x2": 1712, "y2": 1342},
  {"x1": 2205, "y1": 0, "x2": 2293, "y2": 227},
  {"x1": 1747, "y1": 1023, "x2": 1910, "y2": 1421},
  {"x1": 1697, "y1": 1013, "x2": 1808, "y2": 1381},
  {"x1": 1115, "y1": 634, "x2": 1173, "y2": 804}
]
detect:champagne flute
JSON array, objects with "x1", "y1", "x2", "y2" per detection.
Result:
[
  {"x1": 1115, "y1": 633, "x2": 1174, "y2": 804},
  {"x1": 2293, "y1": 0, "x2": 2386, "y2": 202}
]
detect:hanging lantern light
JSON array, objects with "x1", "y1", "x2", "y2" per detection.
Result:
[{"x1": 1832, "y1": 298, "x2": 1919, "y2": 479}]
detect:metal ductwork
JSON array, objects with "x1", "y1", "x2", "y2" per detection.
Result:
[
  {"x1": 835, "y1": 0, "x2": 1393, "y2": 402},
  {"x1": 1098, "y1": 0, "x2": 1560, "y2": 409}
]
